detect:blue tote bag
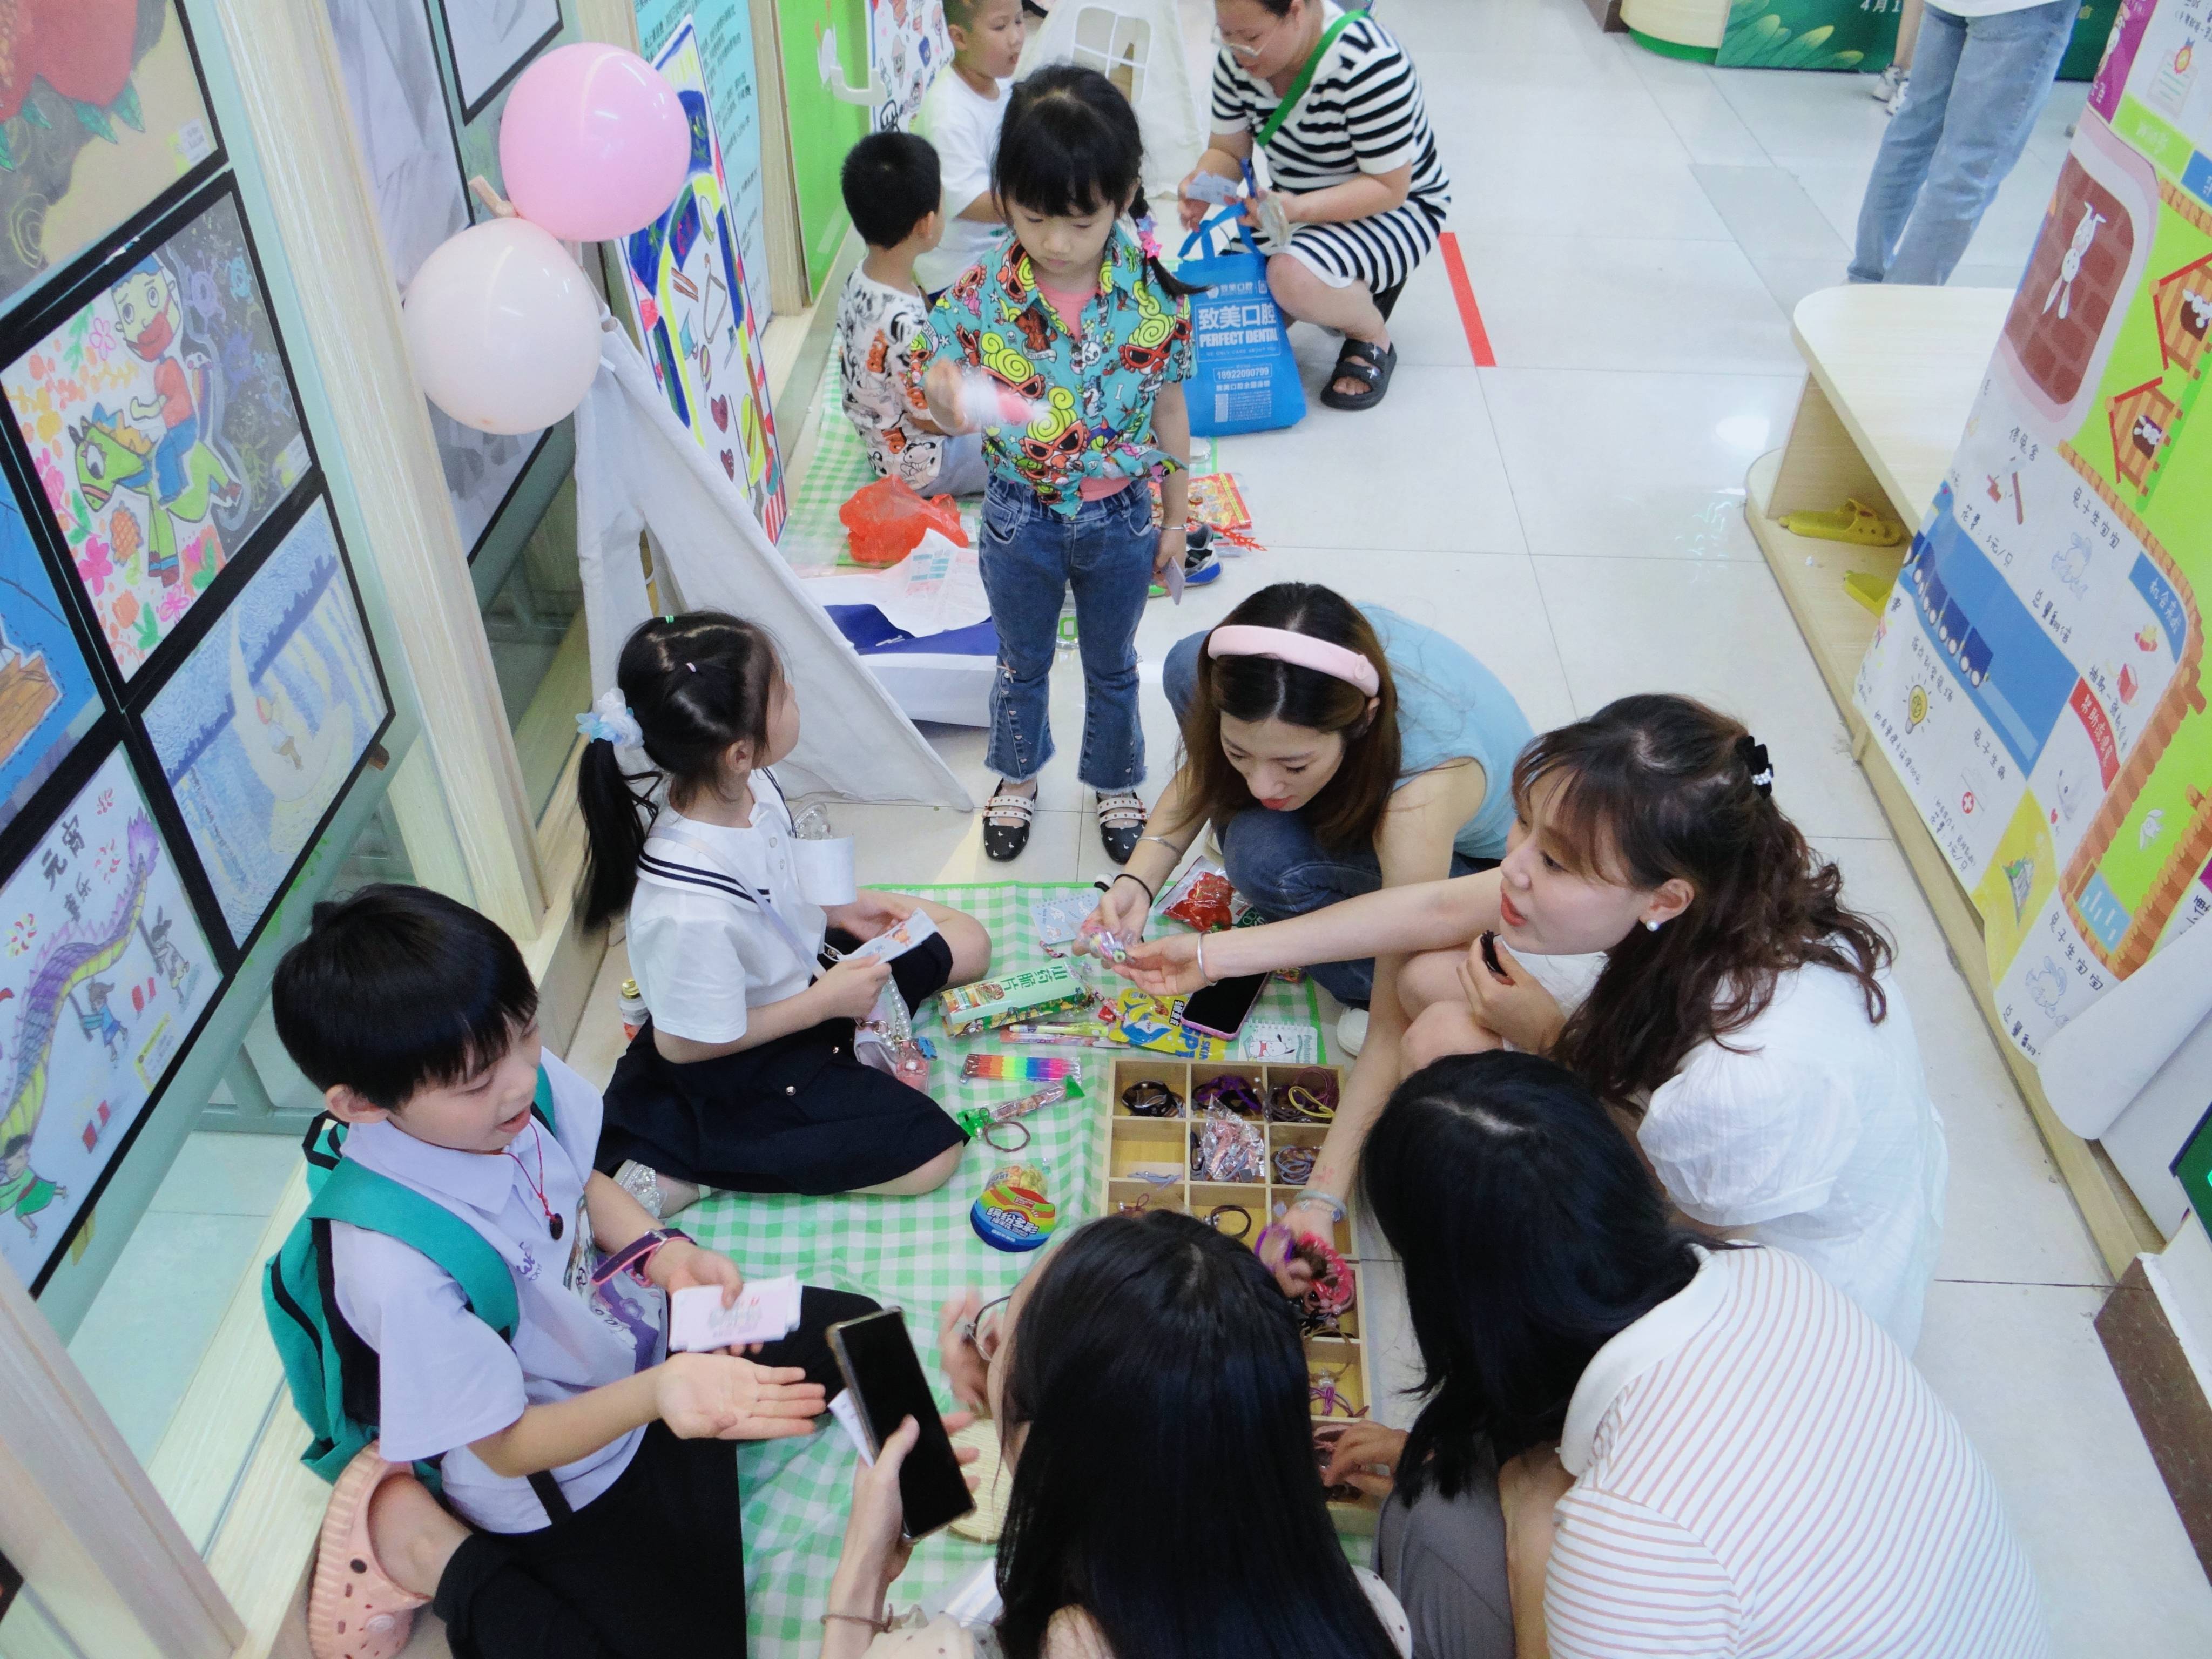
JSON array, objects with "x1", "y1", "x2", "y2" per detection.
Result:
[{"x1": 1177, "y1": 207, "x2": 1306, "y2": 437}]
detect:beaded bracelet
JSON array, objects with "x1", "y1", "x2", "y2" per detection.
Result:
[{"x1": 1120, "y1": 1079, "x2": 1183, "y2": 1117}]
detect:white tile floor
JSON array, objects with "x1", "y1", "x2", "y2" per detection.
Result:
[{"x1": 617, "y1": 2, "x2": 2212, "y2": 1649}]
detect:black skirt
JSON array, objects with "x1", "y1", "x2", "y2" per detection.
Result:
[{"x1": 596, "y1": 929, "x2": 968, "y2": 1196}]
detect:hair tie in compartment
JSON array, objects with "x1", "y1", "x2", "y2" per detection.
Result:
[
  {"x1": 1121, "y1": 1080, "x2": 1183, "y2": 1117},
  {"x1": 1193, "y1": 1073, "x2": 1264, "y2": 1117}
]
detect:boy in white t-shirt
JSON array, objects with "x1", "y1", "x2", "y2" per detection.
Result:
[
  {"x1": 912, "y1": 0, "x2": 1025, "y2": 296},
  {"x1": 838, "y1": 131, "x2": 989, "y2": 496},
  {"x1": 271, "y1": 885, "x2": 875, "y2": 1659}
]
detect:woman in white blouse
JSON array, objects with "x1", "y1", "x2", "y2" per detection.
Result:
[
  {"x1": 816, "y1": 1211, "x2": 1412, "y2": 1659},
  {"x1": 1123, "y1": 694, "x2": 1947, "y2": 1352}
]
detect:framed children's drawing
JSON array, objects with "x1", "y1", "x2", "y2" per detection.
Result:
[
  {"x1": 0, "y1": 483, "x2": 103, "y2": 836},
  {"x1": 434, "y1": 0, "x2": 564, "y2": 121},
  {"x1": 139, "y1": 491, "x2": 390, "y2": 955},
  {"x1": 0, "y1": 739, "x2": 219, "y2": 1292},
  {"x1": 0, "y1": 179, "x2": 312, "y2": 683},
  {"x1": 0, "y1": 0, "x2": 225, "y2": 316},
  {"x1": 325, "y1": 0, "x2": 550, "y2": 559}
]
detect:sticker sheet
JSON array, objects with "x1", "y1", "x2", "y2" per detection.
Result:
[
  {"x1": 624, "y1": 21, "x2": 786, "y2": 538},
  {"x1": 0, "y1": 488, "x2": 102, "y2": 835},
  {"x1": 0, "y1": 0, "x2": 219, "y2": 313},
  {"x1": 0, "y1": 744, "x2": 214, "y2": 1288},
  {"x1": 1854, "y1": 0, "x2": 2212, "y2": 1065},
  {"x1": 141, "y1": 497, "x2": 383, "y2": 948},
  {"x1": 1, "y1": 188, "x2": 308, "y2": 678}
]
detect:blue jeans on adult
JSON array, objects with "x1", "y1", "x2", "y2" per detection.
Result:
[
  {"x1": 1849, "y1": 0, "x2": 2080, "y2": 286},
  {"x1": 979, "y1": 476, "x2": 1153, "y2": 790},
  {"x1": 1164, "y1": 632, "x2": 1483, "y2": 1008}
]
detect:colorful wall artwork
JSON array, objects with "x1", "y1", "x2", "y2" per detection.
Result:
[
  {"x1": 0, "y1": 187, "x2": 309, "y2": 679},
  {"x1": 0, "y1": 0, "x2": 220, "y2": 314},
  {"x1": 1854, "y1": 0, "x2": 2212, "y2": 1073},
  {"x1": 0, "y1": 743, "x2": 214, "y2": 1289},
  {"x1": 635, "y1": 0, "x2": 774, "y2": 328},
  {"x1": 141, "y1": 496, "x2": 384, "y2": 949},
  {"x1": 0, "y1": 489, "x2": 100, "y2": 835},
  {"x1": 868, "y1": 0, "x2": 950, "y2": 132},
  {"x1": 435, "y1": 0, "x2": 564, "y2": 120},
  {"x1": 326, "y1": 0, "x2": 545, "y2": 558},
  {"x1": 625, "y1": 21, "x2": 786, "y2": 538}
]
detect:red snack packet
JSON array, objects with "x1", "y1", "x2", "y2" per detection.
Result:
[{"x1": 1165, "y1": 868, "x2": 1236, "y2": 932}]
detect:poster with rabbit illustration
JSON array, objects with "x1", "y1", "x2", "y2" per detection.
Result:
[
  {"x1": 0, "y1": 185, "x2": 309, "y2": 680},
  {"x1": 141, "y1": 495, "x2": 386, "y2": 949},
  {"x1": 1852, "y1": 0, "x2": 2212, "y2": 1082},
  {"x1": 0, "y1": 0, "x2": 221, "y2": 314},
  {"x1": 0, "y1": 742, "x2": 213, "y2": 1289}
]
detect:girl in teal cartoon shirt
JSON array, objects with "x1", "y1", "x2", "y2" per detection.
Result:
[{"x1": 916, "y1": 65, "x2": 1198, "y2": 866}]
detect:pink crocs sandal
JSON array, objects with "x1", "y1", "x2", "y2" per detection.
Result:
[{"x1": 307, "y1": 1445, "x2": 433, "y2": 1659}]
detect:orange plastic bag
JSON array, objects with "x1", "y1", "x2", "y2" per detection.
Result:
[{"x1": 839, "y1": 476, "x2": 969, "y2": 567}]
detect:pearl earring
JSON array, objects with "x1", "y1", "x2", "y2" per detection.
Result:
[{"x1": 1644, "y1": 919, "x2": 1662, "y2": 932}]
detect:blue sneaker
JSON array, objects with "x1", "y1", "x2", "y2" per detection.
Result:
[{"x1": 1184, "y1": 525, "x2": 1222, "y2": 586}]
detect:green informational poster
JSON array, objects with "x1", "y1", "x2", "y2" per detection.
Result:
[
  {"x1": 775, "y1": 0, "x2": 869, "y2": 296},
  {"x1": 1717, "y1": 0, "x2": 1902, "y2": 70}
]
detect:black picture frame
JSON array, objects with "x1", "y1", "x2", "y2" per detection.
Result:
[{"x1": 433, "y1": 0, "x2": 565, "y2": 125}]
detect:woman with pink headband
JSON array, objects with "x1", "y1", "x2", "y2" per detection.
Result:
[{"x1": 1088, "y1": 582, "x2": 1532, "y2": 1059}]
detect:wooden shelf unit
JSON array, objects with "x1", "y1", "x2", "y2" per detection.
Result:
[{"x1": 1745, "y1": 285, "x2": 2161, "y2": 1278}]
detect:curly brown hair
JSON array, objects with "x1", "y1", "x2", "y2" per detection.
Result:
[{"x1": 1518, "y1": 694, "x2": 1894, "y2": 1102}]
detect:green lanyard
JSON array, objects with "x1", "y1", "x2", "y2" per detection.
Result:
[{"x1": 1255, "y1": 8, "x2": 1370, "y2": 148}]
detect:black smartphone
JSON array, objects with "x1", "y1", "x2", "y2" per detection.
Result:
[
  {"x1": 827, "y1": 1309, "x2": 975, "y2": 1541},
  {"x1": 1181, "y1": 970, "x2": 1270, "y2": 1038},
  {"x1": 1478, "y1": 930, "x2": 1515, "y2": 985}
]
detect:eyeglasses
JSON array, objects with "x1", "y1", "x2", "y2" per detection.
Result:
[
  {"x1": 1212, "y1": 8, "x2": 1293, "y2": 60},
  {"x1": 960, "y1": 1294, "x2": 1013, "y2": 1362}
]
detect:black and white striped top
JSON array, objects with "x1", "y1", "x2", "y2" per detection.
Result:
[{"x1": 1209, "y1": 4, "x2": 1451, "y2": 220}]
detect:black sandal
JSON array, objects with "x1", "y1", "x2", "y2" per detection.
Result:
[
  {"x1": 1320, "y1": 338, "x2": 1398, "y2": 412},
  {"x1": 983, "y1": 784, "x2": 1036, "y2": 862},
  {"x1": 1096, "y1": 790, "x2": 1147, "y2": 865}
]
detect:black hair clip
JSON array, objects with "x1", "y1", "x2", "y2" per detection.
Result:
[{"x1": 1735, "y1": 734, "x2": 1774, "y2": 798}]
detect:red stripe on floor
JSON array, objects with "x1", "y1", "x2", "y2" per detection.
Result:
[{"x1": 1438, "y1": 233, "x2": 1495, "y2": 368}]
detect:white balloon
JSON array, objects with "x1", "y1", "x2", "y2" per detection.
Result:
[{"x1": 401, "y1": 218, "x2": 601, "y2": 435}]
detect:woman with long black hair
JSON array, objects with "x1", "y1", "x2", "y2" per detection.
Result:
[
  {"x1": 815, "y1": 1211, "x2": 1410, "y2": 1659},
  {"x1": 1123, "y1": 694, "x2": 1947, "y2": 1351},
  {"x1": 1333, "y1": 1053, "x2": 2042, "y2": 1659}
]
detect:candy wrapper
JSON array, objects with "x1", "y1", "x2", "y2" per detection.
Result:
[
  {"x1": 1162, "y1": 863, "x2": 1237, "y2": 932},
  {"x1": 1191, "y1": 1106, "x2": 1265, "y2": 1182}
]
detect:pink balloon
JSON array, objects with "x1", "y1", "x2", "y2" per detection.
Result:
[
  {"x1": 402, "y1": 219, "x2": 602, "y2": 435},
  {"x1": 498, "y1": 44, "x2": 690, "y2": 242}
]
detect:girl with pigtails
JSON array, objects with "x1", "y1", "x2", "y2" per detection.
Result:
[
  {"x1": 915, "y1": 64, "x2": 1202, "y2": 866},
  {"x1": 575, "y1": 613, "x2": 993, "y2": 1212}
]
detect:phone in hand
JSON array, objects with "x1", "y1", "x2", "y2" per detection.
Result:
[
  {"x1": 1478, "y1": 930, "x2": 1515, "y2": 986},
  {"x1": 1180, "y1": 970, "x2": 1270, "y2": 1039},
  {"x1": 827, "y1": 1310, "x2": 975, "y2": 1542}
]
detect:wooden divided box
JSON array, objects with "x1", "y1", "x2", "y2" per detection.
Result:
[{"x1": 1097, "y1": 1057, "x2": 1380, "y2": 1532}]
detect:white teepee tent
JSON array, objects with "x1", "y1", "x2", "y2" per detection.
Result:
[
  {"x1": 1017, "y1": 0, "x2": 1206, "y2": 204},
  {"x1": 572, "y1": 319, "x2": 971, "y2": 810}
]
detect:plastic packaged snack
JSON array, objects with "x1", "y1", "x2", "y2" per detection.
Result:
[{"x1": 1163, "y1": 865, "x2": 1236, "y2": 932}]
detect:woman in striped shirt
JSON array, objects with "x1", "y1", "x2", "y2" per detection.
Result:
[
  {"x1": 1330, "y1": 1051, "x2": 2046, "y2": 1659},
  {"x1": 1179, "y1": 0, "x2": 1451, "y2": 410}
]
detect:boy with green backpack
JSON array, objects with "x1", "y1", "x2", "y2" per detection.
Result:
[{"x1": 263, "y1": 885, "x2": 875, "y2": 1659}]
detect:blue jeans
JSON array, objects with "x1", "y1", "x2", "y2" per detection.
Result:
[
  {"x1": 980, "y1": 476, "x2": 1153, "y2": 790},
  {"x1": 1164, "y1": 631, "x2": 1483, "y2": 1007},
  {"x1": 1849, "y1": 0, "x2": 2080, "y2": 286}
]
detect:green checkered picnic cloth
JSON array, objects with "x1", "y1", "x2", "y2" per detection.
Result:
[{"x1": 683, "y1": 880, "x2": 1325, "y2": 1658}]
